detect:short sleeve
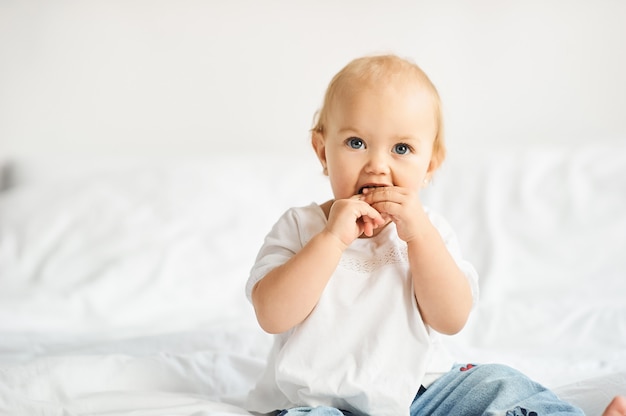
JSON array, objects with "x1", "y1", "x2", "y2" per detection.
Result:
[{"x1": 245, "y1": 205, "x2": 323, "y2": 303}]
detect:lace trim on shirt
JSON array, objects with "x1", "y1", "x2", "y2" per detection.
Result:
[{"x1": 338, "y1": 244, "x2": 408, "y2": 273}]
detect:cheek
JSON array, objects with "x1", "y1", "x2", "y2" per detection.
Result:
[
  {"x1": 327, "y1": 155, "x2": 358, "y2": 191},
  {"x1": 396, "y1": 163, "x2": 429, "y2": 190},
  {"x1": 328, "y1": 173, "x2": 354, "y2": 198}
]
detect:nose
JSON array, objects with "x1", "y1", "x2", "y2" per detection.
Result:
[{"x1": 364, "y1": 149, "x2": 390, "y2": 175}]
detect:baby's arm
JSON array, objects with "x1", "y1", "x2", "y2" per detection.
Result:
[
  {"x1": 405, "y1": 215, "x2": 473, "y2": 335},
  {"x1": 251, "y1": 198, "x2": 385, "y2": 334},
  {"x1": 362, "y1": 186, "x2": 473, "y2": 335}
]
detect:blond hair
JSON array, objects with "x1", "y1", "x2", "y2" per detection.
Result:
[{"x1": 311, "y1": 54, "x2": 446, "y2": 170}]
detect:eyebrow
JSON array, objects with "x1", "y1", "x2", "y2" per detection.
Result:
[{"x1": 337, "y1": 127, "x2": 362, "y2": 136}]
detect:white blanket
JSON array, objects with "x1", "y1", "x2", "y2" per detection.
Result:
[{"x1": 1, "y1": 144, "x2": 625, "y2": 415}]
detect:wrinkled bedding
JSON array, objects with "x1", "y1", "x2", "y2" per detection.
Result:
[{"x1": 1, "y1": 144, "x2": 625, "y2": 415}]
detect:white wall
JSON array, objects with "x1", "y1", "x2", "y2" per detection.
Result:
[{"x1": 1, "y1": 0, "x2": 625, "y2": 158}]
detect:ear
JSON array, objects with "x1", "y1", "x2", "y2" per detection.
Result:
[
  {"x1": 426, "y1": 158, "x2": 438, "y2": 177},
  {"x1": 423, "y1": 156, "x2": 441, "y2": 186},
  {"x1": 428, "y1": 137, "x2": 446, "y2": 177},
  {"x1": 311, "y1": 131, "x2": 328, "y2": 175},
  {"x1": 427, "y1": 148, "x2": 443, "y2": 175}
]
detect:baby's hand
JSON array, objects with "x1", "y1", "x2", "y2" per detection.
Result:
[
  {"x1": 325, "y1": 196, "x2": 386, "y2": 248},
  {"x1": 360, "y1": 186, "x2": 428, "y2": 243}
]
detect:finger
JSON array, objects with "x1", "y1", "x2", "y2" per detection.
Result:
[
  {"x1": 345, "y1": 199, "x2": 385, "y2": 223},
  {"x1": 360, "y1": 205, "x2": 386, "y2": 225},
  {"x1": 370, "y1": 200, "x2": 400, "y2": 217},
  {"x1": 362, "y1": 220, "x2": 374, "y2": 236},
  {"x1": 380, "y1": 186, "x2": 410, "y2": 198},
  {"x1": 349, "y1": 192, "x2": 377, "y2": 202},
  {"x1": 361, "y1": 213, "x2": 384, "y2": 230},
  {"x1": 361, "y1": 186, "x2": 408, "y2": 198},
  {"x1": 361, "y1": 189, "x2": 405, "y2": 208}
]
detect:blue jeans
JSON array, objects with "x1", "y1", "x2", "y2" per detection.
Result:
[{"x1": 277, "y1": 363, "x2": 584, "y2": 416}]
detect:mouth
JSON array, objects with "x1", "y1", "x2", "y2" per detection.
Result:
[{"x1": 357, "y1": 184, "x2": 388, "y2": 194}]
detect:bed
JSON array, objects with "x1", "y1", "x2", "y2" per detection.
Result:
[{"x1": 0, "y1": 143, "x2": 624, "y2": 416}]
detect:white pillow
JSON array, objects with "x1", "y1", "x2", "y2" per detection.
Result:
[{"x1": 0, "y1": 154, "x2": 329, "y2": 334}]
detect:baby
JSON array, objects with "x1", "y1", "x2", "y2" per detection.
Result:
[{"x1": 245, "y1": 54, "x2": 626, "y2": 416}]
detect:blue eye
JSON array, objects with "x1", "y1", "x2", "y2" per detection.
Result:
[
  {"x1": 346, "y1": 137, "x2": 365, "y2": 149},
  {"x1": 393, "y1": 143, "x2": 411, "y2": 155}
]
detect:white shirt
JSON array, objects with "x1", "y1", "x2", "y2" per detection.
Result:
[{"x1": 245, "y1": 204, "x2": 478, "y2": 416}]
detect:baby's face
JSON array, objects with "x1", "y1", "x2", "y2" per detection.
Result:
[{"x1": 317, "y1": 81, "x2": 438, "y2": 200}]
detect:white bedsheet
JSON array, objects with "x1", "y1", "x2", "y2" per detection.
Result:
[
  {"x1": 0, "y1": 327, "x2": 269, "y2": 415},
  {"x1": 1, "y1": 144, "x2": 625, "y2": 415}
]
